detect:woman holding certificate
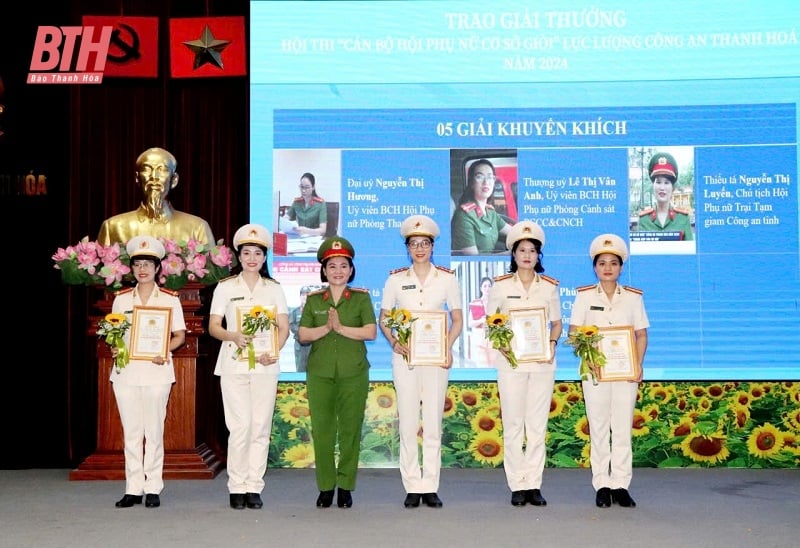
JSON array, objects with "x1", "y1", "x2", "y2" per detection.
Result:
[
  {"x1": 379, "y1": 215, "x2": 463, "y2": 509},
  {"x1": 110, "y1": 235, "x2": 186, "y2": 509},
  {"x1": 298, "y1": 236, "x2": 377, "y2": 509},
  {"x1": 209, "y1": 224, "x2": 290, "y2": 511},
  {"x1": 568, "y1": 234, "x2": 649, "y2": 509},
  {"x1": 486, "y1": 221, "x2": 562, "y2": 508}
]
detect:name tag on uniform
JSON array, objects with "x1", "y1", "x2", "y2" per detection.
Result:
[
  {"x1": 508, "y1": 295, "x2": 521, "y2": 299},
  {"x1": 402, "y1": 285, "x2": 417, "y2": 290},
  {"x1": 590, "y1": 306, "x2": 604, "y2": 310},
  {"x1": 231, "y1": 296, "x2": 245, "y2": 302}
]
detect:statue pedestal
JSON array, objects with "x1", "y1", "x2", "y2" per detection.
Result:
[{"x1": 70, "y1": 283, "x2": 224, "y2": 480}]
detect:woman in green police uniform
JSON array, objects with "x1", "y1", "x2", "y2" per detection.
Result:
[
  {"x1": 298, "y1": 236, "x2": 377, "y2": 509},
  {"x1": 286, "y1": 172, "x2": 328, "y2": 237}
]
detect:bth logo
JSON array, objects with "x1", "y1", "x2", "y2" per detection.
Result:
[{"x1": 28, "y1": 26, "x2": 113, "y2": 85}]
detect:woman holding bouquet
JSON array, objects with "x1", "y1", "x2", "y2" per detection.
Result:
[
  {"x1": 486, "y1": 221, "x2": 562, "y2": 507},
  {"x1": 298, "y1": 236, "x2": 376, "y2": 509},
  {"x1": 568, "y1": 234, "x2": 649, "y2": 509},
  {"x1": 379, "y1": 215, "x2": 463, "y2": 509},
  {"x1": 209, "y1": 224, "x2": 290, "y2": 510},
  {"x1": 110, "y1": 235, "x2": 186, "y2": 509}
]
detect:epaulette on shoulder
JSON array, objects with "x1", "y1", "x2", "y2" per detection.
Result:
[
  {"x1": 263, "y1": 276, "x2": 280, "y2": 285},
  {"x1": 308, "y1": 288, "x2": 327, "y2": 297},
  {"x1": 639, "y1": 207, "x2": 654, "y2": 217},
  {"x1": 218, "y1": 274, "x2": 237, "y2": 283},
  {"x1": 114, "y1": 287, "x2": 134, "y2": 296},
  {"x1": 673, "y1": 207, "x2": 690, "y2": 215},
  {"x1": 577, "y1": 284, "x2": 596, "y2": 292},
  {"x1": 390, "y1": 266, "x2": 410, "y2": 275},
  {"x1": 311, "y1": 196, "x2": 325, "y2": 204},
  {"x1": 161, "y1": 288, "x2": 179, "y2": 297},
  {"x1": 293, "y1": 196, "x2": 304, "y2": 202},
  {"x1": 460, "y1": 202, "x2": 478, "y2": 213},
  {"x1": 623, "y1": 285, "x2": 643, "y2": 295},
  {"x1": 349, "y1": 287, "x2": 369, "y2": 293},
  {"x1": 435, "y1": 265, "x2": 454, "y2": 274},
  {"x1": 540, "y1": 274, "x2": 559, "y2": 286},
  {"x1": 494, "y1": 273, "x2": 513, "y2": 282}
]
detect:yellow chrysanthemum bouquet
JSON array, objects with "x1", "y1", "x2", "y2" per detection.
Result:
[
  {"x1": 486, "y1": 309, "x2": 518, "y2": 369},
  {"x1": 383, "y1": 307, "x2": 416, "y2": 362},
  {"x1": 565, "y1": 325, "x2": 606, "y2": 384},
  {"x1": 97, "y1": 313, "x2": 131, "y2": 373},
  {"x1": 234, "y1": 305, "x2": 277, "y2": 370}
]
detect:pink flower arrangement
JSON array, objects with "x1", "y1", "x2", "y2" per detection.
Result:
[{"x1": 53, "y1": 237, "x2": 235, "y2": 291}]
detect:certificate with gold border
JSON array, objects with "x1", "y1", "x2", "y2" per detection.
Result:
[
  {"x1": 129, "y1": 306, "x2": 172, "y2": 361},
  {"x1": 508, "y1": 307, "x2": 550, "y2": 363},
  {"x1": 236, "y1": 305, "x2": 279, "y2": 359},
  {"x1": 597, "y1": 326, "x2": 639, "y2": 382},
  {"x1": 408, "y1": 310, "x2": 448, "y2": 366}
]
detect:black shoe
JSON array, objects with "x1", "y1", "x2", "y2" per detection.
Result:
[
  {"x1": 422, "y1": 492, "x2": 443, "y2": 508},
  {"x1": 403, "y1": 493, "x2": 422, "y2": 508},
  {"x1": 526, "y1": 489, "x2": 547, "y2": 506},
  {"x1": 337, "y1": 488, "x2": 352, "y2": 508},
  {"x1": 611, "y1": 488, "x2": 636, "y2": 508},
  {"x1": 510, "y1": 491, "x2": 527, "y2": 506},
  {"x1": 595, "y1": 487, "x2": 611, "y2": 508},
  {"x1": 316, "y1": 490, "x2": 334, "y2": 508},
  {"x1": 144, "y1": 494, "x2": 160, "y2": 508},
  {"x1": 115, "y1": 494, "x2": 143, "y2": 508},
  {"x1": 245, "y1": 492, "x2": 263, "y2": 509},
  {"x1": 229, "y1": 493, "x2": 246, "y2": 510}
]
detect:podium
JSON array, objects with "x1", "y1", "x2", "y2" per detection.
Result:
[{"x1": 70, "y1": 283, "x2": 224, "y2": 480}]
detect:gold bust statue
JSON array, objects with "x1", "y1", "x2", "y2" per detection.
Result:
[{"x1": 97, "y1": 147, "x2": 215, "y2": 246}]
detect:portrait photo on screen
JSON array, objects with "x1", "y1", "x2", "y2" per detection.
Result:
[{"x1": 450, "y1": 149, "x2": 518, "y2": 257}]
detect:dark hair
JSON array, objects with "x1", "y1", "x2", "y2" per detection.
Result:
[
  {"x1": 320, "y1": 256, "x2": 355, "y2": 283},
  {"x1": 233, "y1": 243, "x2": 273, "y2": 279},
  {"x1": 457, "y1": 158, "x2": 496, "y2": 206},
  {"x1": 301, "y1": 172, "x2": 319, "y2": 198},
  {"x1": 593, "y1": 253, "x2": 624, "y2": 267},
  {"x1": 509, "y1": 238, "x2": 545, "y2": 274},
  {"x1": 478, "y1": 276, "x2": 494, "y2": 292}
]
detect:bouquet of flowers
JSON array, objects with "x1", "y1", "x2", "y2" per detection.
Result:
[
  {"x1": 234, "y1": 305, "x2": 277, "y2": 370},
  {"x1": 564, "y1": 325, "x2": 607, "y2": 385},
  {"x1": 52, "y1": 237, "x2": 131, "y2": 290},
  {"x1": 97, "y1": 312, "x2": 131, "y2": 373},
  {"x1": 382, "y1": 307, "x2": 416, "y2": 362},
  {"x1": 486, "y1": 309, "x2": 518, "y2": 369}
]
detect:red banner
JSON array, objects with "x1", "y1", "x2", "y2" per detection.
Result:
[
  {"x1": 169, "y1": 17, "x2": 247, "y2": 78},
  {"x1": 81, "y1": 16, "x2": 159, "y2": 78}
]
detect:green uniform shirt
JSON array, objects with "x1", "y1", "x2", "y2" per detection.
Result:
[
  {"x1": 451, "y1": 202, "x2": 506, "y2": 253},
  {"x1": 637, "y1": 208, "x2": 694, "y2": 240},
  {"x1": 287, "y1": 197, "x2": 327, "y2": 229},
  {"x1": 299, "y1": 286, "x2": 375, "y2": 378}
]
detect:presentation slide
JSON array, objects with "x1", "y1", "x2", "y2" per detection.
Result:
[{"x1": 249, "y1": 0, "x2": 800, "y2": 381}]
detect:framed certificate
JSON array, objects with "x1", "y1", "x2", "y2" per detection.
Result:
[
  {"x1": 408, "y1": 310, "x2": 448, "y2": 366},
  {"x1": 509, "y1": 307, "x2": 550, "y2": 363},
  {"x1": 597, "y1": 326, "x2": 640, "y2": 382},
  {"x1": 129, "y1": 306, "x2": 172, "y2": 361},
  {"x1": 236, "y1": 305, "x2": 279, "y2": 359}
]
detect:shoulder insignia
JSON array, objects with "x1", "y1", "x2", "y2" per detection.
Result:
[
  {"x1": 673, "y1": 207, "x2": 690, "y2": 215},
  {"x1": 311, "y1": 196, "x2": 325, "y2": 204},
  {"x1": 114, "y1": 287, "x2": 134, "y2": 296},
  {"x1": 460, "y1": 202, "x2": 478, "y2": 213},
  {"x1": 540, "y1": 274, "x2": 559, "y2": 286},
  {"x1": 390, "y1": 266, "x2": 410, "y2": 275},
  {"x1": 494, "y1": 273, "x2": 513, "y2": 282},
  {"x1": 577, "y1": 284, "x2": 596, "y2": 292},
  {"x1": 349, "y1": 287, "x2": 369, "y2": 293},
  {"x1": 262, "y1": 277, "x2": 280, "y2": 285},
  {"x1": 623, "y1": 285, "x2": 643, "y2": 295},
  {"x1": 435, "y1": 265, "x2": 454, "y2": 274},
  {"x1": 161, "y1": 288, "x2": 179, "y2": 297},
  {"x1": 308, "y1": 288, "x2": 327, "y2": 297},
  {"x1": 293, "y1": 196, "x2": 304, "y2": 202},
  {"x1": 218, "y1": 274, "x2": 237, "y2": 283},
  {"x1": 639, "y1": 207, "x2": 654, "y2": 217}
]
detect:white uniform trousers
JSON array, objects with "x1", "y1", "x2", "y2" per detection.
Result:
[
  {"x1": 581, "y1": 379, "x2": 639, "y2": 491},
  {"x1": 221, "y1": 373, "x2": 279, "y2": 494},
  {"x1": 497, "y1": 368, "x2": 555, "y2": 491},
  {"x1": 112, "y1": 382, "x2": 172, "y2": 496},
  {"x1": 392, "y1": 363, "x2": 450, "y2": 494}
]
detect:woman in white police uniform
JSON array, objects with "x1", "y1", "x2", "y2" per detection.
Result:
[
  {"x1": 568, "y1": 234, "x2": 648, "y2": 509},
  {"x1": 486, "y1": 221, "x2": 562, "y2": 507},
  {"x1": 379, "y1": 215, "x2": 463, "y2": 509},
  {"x1": 111, "y1": 235, "x2": 186, "y2": 509},
  {"x1": 209, "y1": 224, "x2": 290, "y2": 510}
]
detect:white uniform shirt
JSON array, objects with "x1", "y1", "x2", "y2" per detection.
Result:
[
  {"x1": 210, "y1": 273, "x2": 289, "y2": 375},
  {"x1": 569, "y1": 283, "x2": 649, "y2": 332},
  {"x1": 110, "y1": 286, "x2": 186, "y2": 386}
]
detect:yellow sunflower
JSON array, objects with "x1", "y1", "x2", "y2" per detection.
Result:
[
  {"x1": 548, "y1": 396, "x2": 565, "y2": 419},
  {"x1": 468, "y1": 432, "x2": 504, "y2": 466},
  {"x1": 747, "y1": 384, "x2": 766, "y2": 399},
  {"x1": 729, "y1": 403, "x2": 751, "y2": 429},
  {"x1": 281, "y1": 443, "x2": 315, "y2": 468},
  {"x1": 780, "y1": 432, "x2": 800, "y2": 455},
  {"x1": 746, "y1": 423, "x2": 784, "y2": 459},
  {"x1": 577, "y1": 443, "x2": 591, "y2": 468},
  {"x1": 680, "y1": 431, "x2": 730, "y2": 464},
  {"x1": 641, "y1": 403, "x2": 660, "y2": 422},
  {"x1": 733, "y1": 391, "x2": 752, "y2": 407},
  {"x1": 459, "y1": 387, "x2": 481, "y2": 408},
  {"x1": 631, "y1": 410, "x2": 649, "y2": 437},
  {"x1": 706, "y1": 384, "x2": 726, "y2": 399},
  {"x1": 366, "y1": 384, "x2": 397, "y2": 418},
  {"x1": 470, "y1": 410, "x2": 501, "y2": 434},
  {"x1": 574, "y1": 416, "x2": 590, "y2": 441},
  {"x1": 278, "y1": 398, "x2": 311, "y2": 425},
  {"x1": 647, "y1": 385, "x2": 673, "y2": 404},
  {"x1": 668, "y1": 418, "x2": 694, "y2": 438},
  {"x1": 785, "y1": 408, "x2": 800, "y2": 431},
  {"x1": 689, "y1": 384, "x2": 706, "y2": 398}
]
